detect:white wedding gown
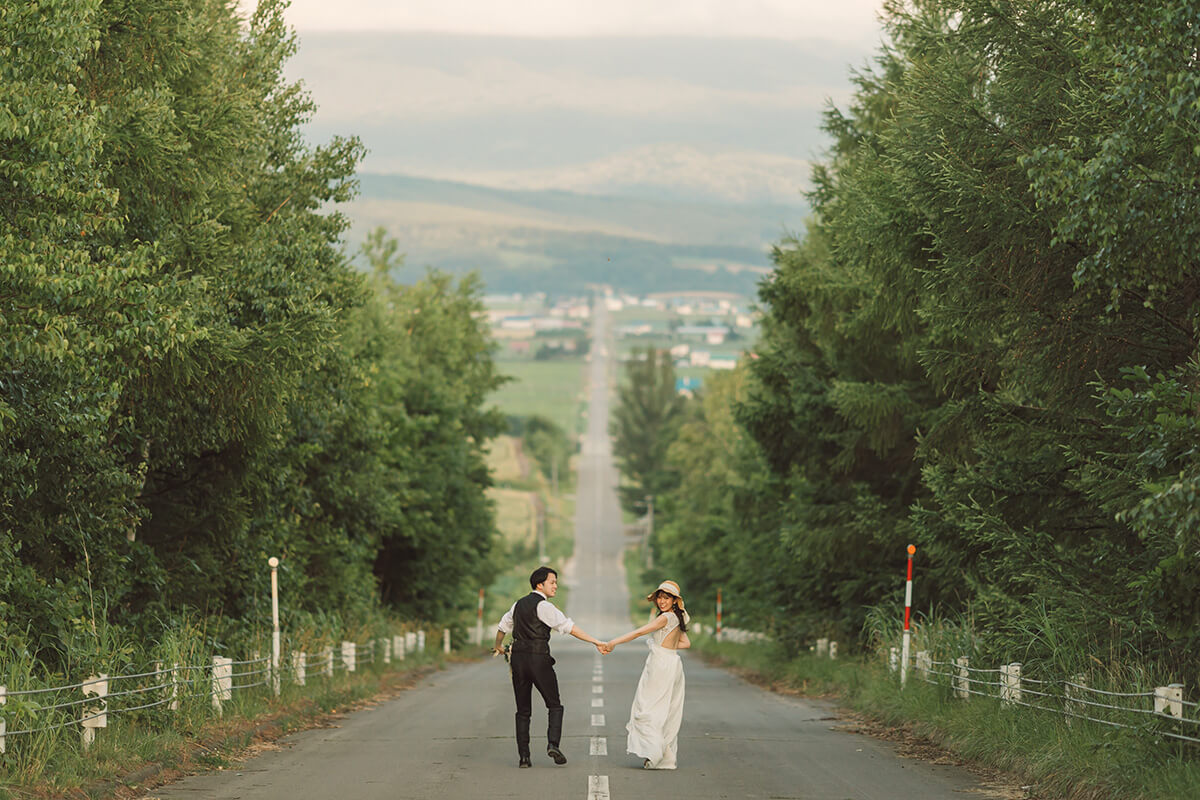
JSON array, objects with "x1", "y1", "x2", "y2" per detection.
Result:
[{"x1": 625, "y1": 612, "x2": 686, "y2": 769}]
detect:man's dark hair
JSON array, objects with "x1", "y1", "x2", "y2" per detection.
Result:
[{"x1": 529, "y1": 566, "x2": 557, "y2": 590}]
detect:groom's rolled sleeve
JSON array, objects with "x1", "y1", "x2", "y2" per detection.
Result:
[
  {"x1": 536, "y1": 601, "x2": 574, "y2": 635},
  {"x1": 497, "y1": 604, "x2": 516, "y2": 634}
]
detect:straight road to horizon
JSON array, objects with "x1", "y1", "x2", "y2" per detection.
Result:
[{"x1": 146, "y1": 301, "x2": 1008, "y2": 800}]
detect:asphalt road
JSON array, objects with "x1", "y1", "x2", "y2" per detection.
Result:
[{"x1": 146, "y1": 300, "x2": 1008, "y2": 800}]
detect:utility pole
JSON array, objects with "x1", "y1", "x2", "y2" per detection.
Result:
[
  {"x1": 644, "y1": 494, "x2": 654, "y2": 569},
  {"x1": 538, "y1": 505, "x2": 547, "y2": 563}
]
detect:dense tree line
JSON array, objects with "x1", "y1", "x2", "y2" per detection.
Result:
[
  {"x1": 635, "y1": 0, "x2": 1200, "y2": 675},
  {"x1": 0, "y1": 0, "x2": 504, "y2": 667}
]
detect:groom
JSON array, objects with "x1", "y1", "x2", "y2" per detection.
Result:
[{"x1": 493, "y1": 565, "x2": 606, "y2": 768}]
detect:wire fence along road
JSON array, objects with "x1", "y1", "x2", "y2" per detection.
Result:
[
  {"x1": 910, "y1": 652, "x2": 1199, "y2": 745},
  {"x1": 0, "y1": 632, "x2": 433, "y2": 756},
  {"x1": 686, "y1": 623, "x2": 1198, "y2": 747}
]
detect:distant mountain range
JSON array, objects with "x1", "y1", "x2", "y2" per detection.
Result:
[
  {"x1": 344, "y1": 173, "x2": 808, "y2": 297},
  {"x1": 284, "y1": 32, "x2": 862, "y2": 296}
]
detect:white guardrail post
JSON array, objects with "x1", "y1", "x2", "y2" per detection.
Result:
[
  {"x1": 1, "y1": 684, "x2": 7, "y2": 754},
  {"x1": 212, "y1": 657, "x2": 232, "y2": 716},
  {"x1": 1155, "y1": 684, "x2": 1183, "y2": 719},
  {"x1": 955, "y1": 657, "x2": 969, "y2": 699},
  {"x1": 81, "y1": 674, "x2": 108, "y2": 750},
  {"x1": 1000, "y1": 663, "x2": 1021, "y2": 705},
  {"x1": 292, "y1": 651, "x2": 306, "y2": 686},
  {"x1": 341, "y1": 641, "x2": 356, "y2": 673}
]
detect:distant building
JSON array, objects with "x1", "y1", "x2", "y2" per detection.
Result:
[
  {"x1": 499, "y1": 315, "x2": 535, "y2": 330},
  {"x1": 616, "y1": 323, "x2": 653, "y2": 337},
  {"x1": 678, "y1": 325, "x2": 730, "y2": 345}
]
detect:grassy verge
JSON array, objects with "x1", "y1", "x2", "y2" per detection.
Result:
[
  {"x1": 685, "y1": 638, "x2": 1199, "y2": 799},
  {"x1": 618, "y1": 549, "x2": 1199, "y2": 800},
  {"x1": 0, "y1": 649, "x2": 446, "y2": 800}
]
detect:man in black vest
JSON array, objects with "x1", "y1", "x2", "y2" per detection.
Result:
[{"x1": 493, "y1": 565, "x2": 607, "y2": 768}]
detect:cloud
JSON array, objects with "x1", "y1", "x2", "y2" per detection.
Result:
[
  {"x1": 244, "y1": 0, "x2": 884, "y2": 43},
  {"x1": 291, "y1": 56, "x2": 850, "y2": 122}
]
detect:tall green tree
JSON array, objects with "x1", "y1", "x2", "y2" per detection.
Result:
[
  {"x1": 609, "y1": 347, "x2": 685, "y2": 515},
  {"x1": 0, "y1": 2, "x2": 505, "y2": 663},
  {"x1": 659, "y1": 0, "x2": 1200, "y2": 670}
]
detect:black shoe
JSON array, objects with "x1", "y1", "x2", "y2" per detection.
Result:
[
  {"x1": 519, "y1": 756, "x2": 532, "y2": 768},
  {"x1": 547, "y1": 746, "x2": 567, "y2": 765}
]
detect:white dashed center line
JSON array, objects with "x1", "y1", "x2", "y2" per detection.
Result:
[{"x1": 587, "y1": 775, "x2": 610, "y2": 800}]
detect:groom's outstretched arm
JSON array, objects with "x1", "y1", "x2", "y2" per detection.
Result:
[{"x1": 568, "y1": 624, "x2": 604, "y2": 648}]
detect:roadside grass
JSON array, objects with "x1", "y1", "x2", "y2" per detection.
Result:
[
  {"x1": 618, "y1": 551, "x2": 1199, "y2": 800},
  {"x1": 695, "y1": 630, "x2": 1198, "y2": 799},
  {"x1": 0, "y1": 649, "x2": 444, "y2": 800}
]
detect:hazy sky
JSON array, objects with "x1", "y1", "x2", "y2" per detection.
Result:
[
  {"x1": 251, "y1": 0, "x2": 891, "y2": 203},
  {"x1": 252, "y1": 0, "x2": 886, "y2": 43}
]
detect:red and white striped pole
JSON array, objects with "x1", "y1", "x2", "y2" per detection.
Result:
[
  {"x1": 475, "y1": 588, "x2": 485, "y2": 646},
  {"x1": 716, "y1": 588, "x2": 723, "y2": 641},
  {"x1": 901, "y1": 544, "x2": 915, "y2": 687}
]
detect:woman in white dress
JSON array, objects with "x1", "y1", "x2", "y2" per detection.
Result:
[{"x1": 603, "y1": 580, "x2": 691, "y2": 769}]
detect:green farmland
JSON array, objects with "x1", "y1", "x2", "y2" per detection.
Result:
[{"x1": 491, "y1": 358, "x2": 588, "y2": 437}]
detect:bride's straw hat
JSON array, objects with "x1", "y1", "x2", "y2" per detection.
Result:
[{"x1": 646, "y1": 580, "x2": 684, "y2": 609}]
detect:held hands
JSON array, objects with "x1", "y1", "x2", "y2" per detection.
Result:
[{"x1": 595, "y1": 641, "x2": 614, "y2": 655}]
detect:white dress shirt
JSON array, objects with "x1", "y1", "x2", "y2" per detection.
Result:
[{"x1": 497, "y1": 590, "x2": 575, "y2": 636}]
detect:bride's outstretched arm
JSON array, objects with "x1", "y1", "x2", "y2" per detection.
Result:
[{"x1": 606, "y1": 614, "x2": 669, "y2": 650}]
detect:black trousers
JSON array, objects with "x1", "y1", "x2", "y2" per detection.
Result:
[{"x1": 510, "y1": 648, "x2": 563, "y2": 757}]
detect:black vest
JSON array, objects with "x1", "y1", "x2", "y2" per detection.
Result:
[{"x1": 513, "y1": 592, "x2": 551, "y2": 643}]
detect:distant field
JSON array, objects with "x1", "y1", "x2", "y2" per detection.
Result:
[
  {"x1": 485, "y1": 435, "x2": 528, "y2": 483},
  {"x1": 491, "y1": 358, "x2": 587, "y2": 436},
  {"x1": 610, "y1": 306, "x2": 680, "y2": 322}
]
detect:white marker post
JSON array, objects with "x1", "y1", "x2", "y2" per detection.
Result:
[
  {"x1": 901, "y1": 544, "x2": 915, "y2": 688},
  {"x1": 269, "y1": 556, "x2": 281, "y2": 696}
]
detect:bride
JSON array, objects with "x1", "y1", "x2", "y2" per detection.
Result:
[{"x1": 601, "y1": 580, "x2": 691, "y2": 769}]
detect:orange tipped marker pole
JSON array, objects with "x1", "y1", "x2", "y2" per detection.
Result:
[{"x1": 901, "y1": 544, "x2": 916, "y2": 687}]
